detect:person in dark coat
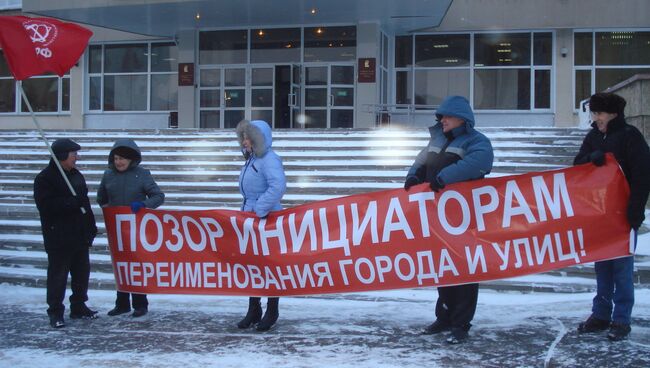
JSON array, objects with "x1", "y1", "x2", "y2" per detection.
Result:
[
  {"x1": 574, "y1": 92, "x2": 650, "y2": 341},
  {"x1": 97, "y1": 138, "x2": 165, "y2": 317},
  {"x1": 33, "y1": 138, "x2": 98, "y2": 328},
  {"x1": 404, "y1": 96, "x2": 494, "y2": 344},
  {"x1": 235, "y1": 120, "x2": 287, "y2": 332}
]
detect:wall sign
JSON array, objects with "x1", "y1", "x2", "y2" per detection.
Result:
[
  {"x1": 358, "y1": 58, "x2": 376, "y2": 83},
  {"x1": 178, "y1": 63, "x2": 194, "y2": 86}
]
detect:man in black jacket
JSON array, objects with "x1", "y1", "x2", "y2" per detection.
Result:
[
  {"x1": 574, "y1": 92, "x2": 650, "y2": 341},
  {"x1": 33, "y1": 138, "x2": 98, "y2": 328}
]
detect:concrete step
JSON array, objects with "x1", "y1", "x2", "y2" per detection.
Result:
[{"x1": 0, "y1": 127, "x2": 602, "y2": 294}]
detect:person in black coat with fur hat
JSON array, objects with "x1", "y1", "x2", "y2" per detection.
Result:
[
  {"x1": 34, "y1": 138, "x2": 98, "y2": 328},
  {"x1": 574, "y1": 92, "x2": 650, "y2": 341}
]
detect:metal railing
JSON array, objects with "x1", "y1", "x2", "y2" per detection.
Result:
[{"x1": 363, "y1": 104, "x2": 439, "y2": 126}]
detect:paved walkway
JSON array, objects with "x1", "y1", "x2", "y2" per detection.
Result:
[{"x1": 1, "y1": 286, "x2": 649, "y2": 367}]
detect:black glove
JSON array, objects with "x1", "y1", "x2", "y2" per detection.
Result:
[
  {"x1": 429, "y1": 177, "x2": 445, "y2": 192},
  {"x1": 404, "y1": 176, "x2": 421, "y2": 191},
  {"x1": 589, "y1": 150, "x2": 605, "y2": 167},
  {"x1": 627, "y1": 205, "x2": 643, "y2": 230}
]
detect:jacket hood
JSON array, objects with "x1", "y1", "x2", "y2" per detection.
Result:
[
  {"x1": 236, "y1": 119, "x2": 272, "y2": 157},
  {"x1": 108, "y1": 138, "x2": 142, "y2": 169},
  {"x1": 435, "y1": 96, "x2": 476, "y2": 130}
]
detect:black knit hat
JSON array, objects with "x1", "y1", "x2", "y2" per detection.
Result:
[
  {"x1": 589, "y1": 93, "x2": 626, "y2": 115},
  {"x1": 51, "y1": 138, "x2": 80, "y2": 161}
]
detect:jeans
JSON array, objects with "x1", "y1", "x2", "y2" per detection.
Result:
[{"x1": 591, "y1": 232, "x2": 636, "y2": 325}]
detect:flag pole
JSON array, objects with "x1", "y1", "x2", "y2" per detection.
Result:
[{"x1": 18, "y1": 83, "x2": 86, "y2": 214}]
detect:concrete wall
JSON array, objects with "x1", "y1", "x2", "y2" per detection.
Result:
[
  {"x1": 176, "y1": 29, "x2": 196, "y2": 128},
  {"x1": 554, "y1": 30, "x2": 575, "y2": 127},
  {"x1": 355, "y1": 22, "x2": 379, "y2": 128},
  {"x1": 608, "y1": 74, "x2": 650, "y2": 142}
]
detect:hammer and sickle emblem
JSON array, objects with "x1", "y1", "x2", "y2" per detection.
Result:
[{"x1": 25, "y1": 23, "x2": 53, "y2": 43}]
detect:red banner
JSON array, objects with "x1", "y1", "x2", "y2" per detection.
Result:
[
  {"x1": 104, "y1": 154, "x2": 632, "y2": 296},
  {"x1": 0, "y1": 16, "x2": 92, "y2": 80}
]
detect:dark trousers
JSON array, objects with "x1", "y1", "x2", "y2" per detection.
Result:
[
  {"x1": 435, "y1": 283, "x2": 479, "y2": 330},
  {"x1": 115, "y1": 291, "x2": 148, "y2": 310},
  {"x1": 46, "y1": 248, "x2": 90, "y2": 317}
]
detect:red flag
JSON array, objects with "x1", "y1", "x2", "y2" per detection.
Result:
[{"x1": 0, "y1": 16, "x2": 92, "y2": 80}]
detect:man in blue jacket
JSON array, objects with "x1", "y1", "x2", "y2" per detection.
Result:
[{"x1": 404, "y1": 96, "x2": 494, "y2": 344}]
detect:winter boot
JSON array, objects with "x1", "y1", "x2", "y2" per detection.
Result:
[
  {"x1": 422, "y1": 319, "x2": 450, "y2": 335},
  {"x1": 256, "y1": 298, "x2": 279, "y2": 332},
  {"x1": 132, "y1": 307, "x2": 148, "y2": 318},
  {"x1": 49, "y1": 314, "x2": 65, "y2": 328},
  {"x1": 70, "y1": 303, "x2": 98, "y2": 319},
  {"x1": 577, "y1": 315, "x2": 610, "y2": 334},
  {"x1": 107, "y1": 306, "x2": 131, "y2": 316},
  {"x1": 607, "y1": 323, "x2": 631, "y2": 341},
  {"x1": 446, "y1": 327, "x2": 469, "y2": 344},
  {"x1": 237, "y1": 297, "x2": 262, "y2": 329}
]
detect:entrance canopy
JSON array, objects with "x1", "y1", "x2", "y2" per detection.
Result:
[{"x1": 24, "y1": 0, "x2": 453, "y2": 37}]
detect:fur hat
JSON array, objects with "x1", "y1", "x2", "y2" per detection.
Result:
[
  {"x1": 51, "y1": 138, "x2": 80, "y2": 161},
  {"x1": 589, "y1": 93, "x2": 626, "y2": 115}
]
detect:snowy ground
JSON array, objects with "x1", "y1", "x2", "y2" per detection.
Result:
[
  {"x1": 1, "y1": 220, "x2": 649, "y2": 368},
  {"x1": 1, "y1": 284, "x2": 649, "y2": 368}
]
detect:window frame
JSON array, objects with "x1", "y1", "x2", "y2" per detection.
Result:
[
  {"x1": 0, "y1": 49, "x2": 70, "y2": 115},
  {"x1": 394, "y1": 30, "x2": 555, "y2": 113},
  {"x1": 86, "y1": 41, "x2": 178, "y2": 113},
  {"x1": 572, "y1": 29, "x2": 650, "y2": 110}
]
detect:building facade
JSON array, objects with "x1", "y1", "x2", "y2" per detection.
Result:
[{"x1": 0, "y1": 0, "x2": 648, "y2": 130}]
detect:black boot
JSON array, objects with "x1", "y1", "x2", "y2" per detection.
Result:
[
  {"x1": 422, "y1": 319, "x2": 450, "y2": 335},
  {"x1": 577, "y1": 315, "x2": 610, "y2": 334},
  {"x1": 607, "y1": 323, "x2": 631, "y2": 341},
  {"x1": 256, "y1": 298, "x2": 279, "y2": 332},
  {"x1": 49, "y1": 313, "x2": 65, "y2": 328},
  {"x1": 237, "y1": 297, "x2": 262, "y2": 329},
  {"x1": 107, "y1": 306, "x2": 131, "y2": 316},
  {"x1": 70, "y1": 303, "x2": 98, "y2": 319},
  {"x1": 132, "y1": 307, "x2": 148, "y2": 318}
]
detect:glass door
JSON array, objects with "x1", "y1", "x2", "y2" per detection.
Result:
[
  {"x1": 289, "y1": 64, "x2": 303, "y2": 128},
  {"x1": 303, "y1": 64, "x2": 355, "y2": 128},
  {"x1": 251, "y1": 66, "x2": 274, "y2": 125},
  {"x1": 303, "y1": 65, "x2": 328, "y2": 128},
  {"x1": 329, "y1": 64, "x2": 355, "y2": 128},
  {"x1": 198, "y1": 66, "x2": 247, "y2": 129}
]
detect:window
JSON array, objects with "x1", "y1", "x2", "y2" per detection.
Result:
[
  {"x1": 0, "y1": 50, "x2": 69, "y2": 114},
  {"x1": 474, "y1": 33, "x2": 540, "y2": 110},
  {"x1": 573, "y1": 31, "x2": 650, "y2": 109},
  {"x1": 251, "y1": 28, "x2": 300, "y2": 63},
  {"x1": 416, "y1": 34, "x2": 470, "y2": 67},
  {"x1": 395, "y1": 36, "x2": 412, "y2": 68},
  {"x1": 304, "y1": 26, "x2": 356, "y2": 62},
  {"x1": 199, "y1": 30, "x2": 248, "y2": 64},
  {"x1": 394, "y1": 31, "x2": 552, "y2": 112},
  {"x1": 474, "y1": 33, "x2": 530, "y2": 66},
  {"x1": 88, "y1": 42, "x2": 178, "y2": 112},
  {"x1": 415, "y1": 69, "x2": 470, "y2": 106}
]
